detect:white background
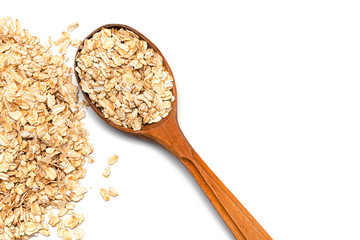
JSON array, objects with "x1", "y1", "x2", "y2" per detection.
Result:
[{"x1": 1, "y1": 0, "x2": 360, "y2": 239}]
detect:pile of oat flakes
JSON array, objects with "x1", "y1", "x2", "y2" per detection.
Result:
[
  {"x1": 0, "y1": 18, "x2": 89, "y2": 240},
  {"x1": 75, "y1": 27, "x2": 175, "y2": 131}
]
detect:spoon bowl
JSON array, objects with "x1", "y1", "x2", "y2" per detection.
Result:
[
  {"x1": 74, "y1": 24, "x2": 178, "y2": 141},
  {"x1": 74, "y1": 24, "x2": 272, "y2": 240}
]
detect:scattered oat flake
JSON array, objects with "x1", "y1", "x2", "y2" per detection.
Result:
[
  {"x1": 100, "y1": 188, "x2": 110, "y2": 201},
  {"x1": 88, "y1": 156, "x2": 95, "y2": 163},
  {"x1": 103, "y1": 166, "x2": 111, "y2": 178},
  {"x1": 58, "y1": 208, "x2": 68, "y2": 218},
  {"x1": 70, "y1": 38, "x2": 82, "y2": 47},
  {"x1": 62, "y1": 229, "x2": 73, "y2": 240},
  {"x1": 66, "y1": 202, "x2": 76, "y2": 210},
  {"x1": 109, "y1": 186, "x2": 119, "y2": 197},
  {"x1": 67, "y1": 22, "x2": 79, "y2": 32},
  {"x1": 64, "y1": 214, "x2": 79, "y2": 229},
  {"x1": 74, "y1": 228, "x2": 85, "y2": 240},
  {"x1": 108, "y1": 155, "x2": 119, "y2": 165},
  {"x1": 55, "y1": 31, "x2": 71, "y2": 46}
]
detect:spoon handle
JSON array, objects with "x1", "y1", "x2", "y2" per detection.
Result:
[
  {"x1": 146, "y1": 117, "x2": 272, "y2": 240},
  {"x1": 180, "y1": 150, "x2": 271, "y2": 240}
]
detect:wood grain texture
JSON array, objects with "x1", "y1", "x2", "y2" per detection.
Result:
[{"x1": 74, "y1": 24, "x2": 272, "y2": 240}]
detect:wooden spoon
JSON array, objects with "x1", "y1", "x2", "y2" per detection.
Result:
[{"x1": 74, "y1": 24, "x2": 272, "y2": 240}]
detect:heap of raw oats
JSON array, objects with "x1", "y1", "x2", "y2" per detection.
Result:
[
  {"x1": 75, "y1": 27, "x2": 175, "y2": 131},
  {"x1": 0, "y1": 18, "x2": 90, "y2": 240}
]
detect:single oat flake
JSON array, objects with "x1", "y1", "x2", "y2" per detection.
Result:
[
  {"x1": 67, "y1": 22, "x2": 79, "y2": 32},
  {"x1": 102, "y1": 166, "x2": 111, "y2": 178},
  {"x1": 74, "y1": 228, "x2": 85, "y2": 240},
  {"x1": 100, "y1": 188, "x2": 110, "y2": 201},
  {"x1": 109, "y1": 186, "x2": 119, "y2": 197},
  {"x1": 108, "y1": 154, "x2": 119, "y2": 165}
]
